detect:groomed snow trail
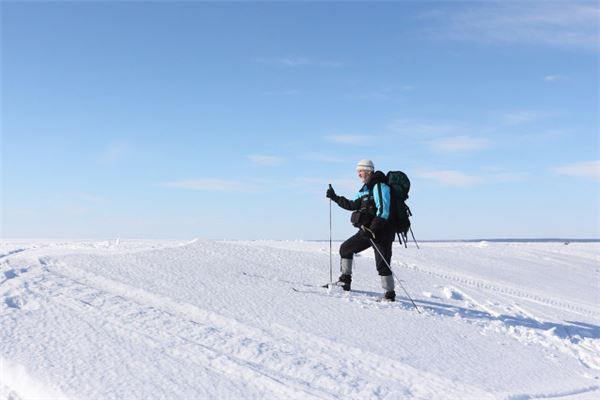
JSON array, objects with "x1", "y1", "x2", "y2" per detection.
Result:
[{"x1": 1, "y1": 240, "x2": 599, "y2": 399}]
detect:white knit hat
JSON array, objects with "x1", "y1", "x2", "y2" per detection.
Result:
[{"x1": 356, "y1": 159, "x2": 374, "y2": 171}]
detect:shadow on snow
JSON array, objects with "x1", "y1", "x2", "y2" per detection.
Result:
[
  {"x1": 410, "y1": 297, "x2": 600, "y2": 341},
  {"x1": 242, "y1": 270, "x2": 600, "y2": 341}
]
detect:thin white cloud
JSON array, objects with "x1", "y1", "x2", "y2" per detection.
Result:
[
  {"x1": 480, "y1": 167, "x2": 531, "y2": 183},
  {"x1": 301, "y1": 152, "x2": 344, "y2": 163},
  {"x1": 387, "y1": 119, "x2": 459, "y2": 137},
  {"x1": 554, "y1": 160, "x2": 600, "y2": 181},
  {"x1": 75, "y1": 193, "x2": 106, "y2": 203},
  {"x1": 247, "y1": 154, "x2": 284, "y2": 166},
  {"x1": 325, "y1": 134, "x2": 374, "y2": 145},
  {"x1": 292, "y1": 177, "x2": 357, "y2": 193},
  {"x1": 64, "y1": 206, "x2": 90, "y2": 216},
  {"x1": 164, "y1": 179, "x2": 258, "y2": 192},
  {"x1": 422, "y1": 2, "x2": 600, "y2": 51},
  {"x1": 510, "y1": 129, "x2": 566, "y2": 143},
  {"x1": 387, "y1": 119, "x2": 492, "y2": 153},
  {"x1": 98, "y1": 140, "x2": 129, "y2": 165},
  {"x1": 544, "y1": 75, "x2": 568, "y2": 82},
  {"x1": 427, "y1": 135, "x2": 491, "y2": 153},
  {"x1": 279, "y1": 57, "x2": 311, "y2": 67},
  {"x1": 418, "y1": 170, "x2": 484, "y2": 187},
  {"x1": 502, "y1": 111, "x2": 552, "y2": 125}
]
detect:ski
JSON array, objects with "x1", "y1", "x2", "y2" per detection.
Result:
[
  {"x1": 292, "y1": 285, "x2": 422, "y2": 310},
  {"x1": 292, "y1": 283, "x2": 338, "y2": 292}
]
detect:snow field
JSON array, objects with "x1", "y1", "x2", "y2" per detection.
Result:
[{"x1": 1, "y1": 240, "x2": 599, "y2": 399}]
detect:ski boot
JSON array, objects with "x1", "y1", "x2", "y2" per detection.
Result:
[
  {"x1": 381, "y1": 275, "x2": 395, "y2": 301},
  {"x1": 336, "y1": 274, "x2": 352, "y2": 291},
  {"x1": 382, "y1": 290, "x2": 396, "y2": 302}
]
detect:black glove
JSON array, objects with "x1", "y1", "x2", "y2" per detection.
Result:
[
  {"x1": 360, "y1": 225, "x2": 376, "y2": 240},
  {"x1": 326, "y1": 184, "x2": 339, "y2": 201}
]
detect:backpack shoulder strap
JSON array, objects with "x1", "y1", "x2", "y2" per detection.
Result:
[{"x1": 376, "y1": 182, "x2": 383, "y2": 217}]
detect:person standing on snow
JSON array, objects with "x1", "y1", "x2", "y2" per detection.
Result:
[{"x1": 326, "y1": 159, "x2": 396, "y2": 301}]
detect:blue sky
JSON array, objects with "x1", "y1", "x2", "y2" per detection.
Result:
[{"x1": 1, "y1": 1, "x2": 599, "y2": 240}]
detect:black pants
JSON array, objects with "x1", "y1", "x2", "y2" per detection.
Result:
[{"x1": 339, "y1": 228, "x2": 395, "y2": 276}]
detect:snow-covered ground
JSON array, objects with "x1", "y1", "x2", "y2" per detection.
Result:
[{"x1": 1, "y1": 239, "x2": 599, "y2": 400}]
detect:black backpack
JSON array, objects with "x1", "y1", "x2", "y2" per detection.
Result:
[{"x1": 385, "y1": 171, "x2": 418, "y2": 248}]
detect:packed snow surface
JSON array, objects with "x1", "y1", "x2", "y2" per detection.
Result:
[{"x1": 1, "y1": 239, "x2": 599, "y2": 399}]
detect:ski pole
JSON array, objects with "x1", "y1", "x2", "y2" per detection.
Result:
[
  {"x1": 329, "y1": 185, "x2": 333, "y2": 284},
  {"x1": 367, "y1": 236, "x2": 421, "y2": 313},
  {"x1": 409, "y1": 227, "x2": 420, "y2": 249}
]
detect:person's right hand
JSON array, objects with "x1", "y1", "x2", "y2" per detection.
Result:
[{"x1": 326, "y1": 184, "x2": 338, "y2": 201}]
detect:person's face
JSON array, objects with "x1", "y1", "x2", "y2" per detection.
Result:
[{"x1": 357, "y1": 169, "x2": 371, "y2": 183}]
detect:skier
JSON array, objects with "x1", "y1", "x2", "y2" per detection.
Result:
[{"x1": 326, "y1": 159, "x2": 396, "y2": 301}]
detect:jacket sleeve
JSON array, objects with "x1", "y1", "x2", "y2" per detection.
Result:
[{"x1": 335, "y1": 196, "x2": 361, "y2": 211}]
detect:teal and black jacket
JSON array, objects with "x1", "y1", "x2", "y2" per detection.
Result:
[{"x1": 333, "y1": 171, "x2": 391, "y2": 233}]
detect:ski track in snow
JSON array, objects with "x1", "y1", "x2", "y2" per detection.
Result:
[
  {"x1": 291, "y1": 280, "x2": 600, "y2": 374},
  {"x1": 330, "y1": 249, "x2": 600, "y2": 373},
  {"x1": 1, "y1": 254, "x2": 490, "y2": 400},
  {"x1": 395, "y1": 260, "x2": 599, "y2": 318},
  {"x1": 240, "y1": 244, "x2": 600, "y2": 374},
  {"x1": 385, "y1": 254, "x2": 600, "y2": 373},
  {"x1": 1, "y1": 240, "x2": 599, "y2": 400},
  {"x1": 433, "y1": 284, "x2": 600, "y2": 371}
]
